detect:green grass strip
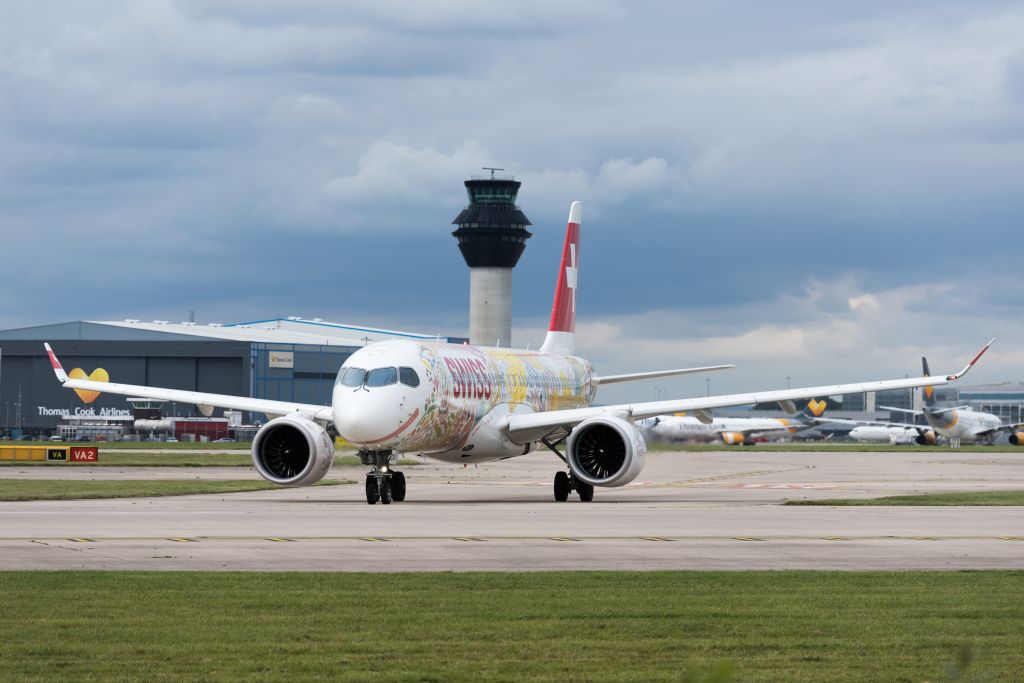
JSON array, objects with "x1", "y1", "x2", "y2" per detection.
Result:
[
  {"x1": 645, "y1": 441, "x2": 1024, "y2": 452},
  {"x1": 786, "y1": 490, "x2": 1024, "y2": 506},
  {"x1": 0, "y1": 479, "x2": 352, "y2": 501},
  {"x1": 0, "y1": 571, "x2": 1020, "y2": 681},
  {"x1": 2, "y1": 440, "x2": 252, "y2": 449},
  {"x1": 0, "y1": 453, "x2": 419, "y2": 468}
]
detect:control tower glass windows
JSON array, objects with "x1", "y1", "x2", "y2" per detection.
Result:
[{"x1": 467, "y1": 183, "x2": 517, "y2": 204}]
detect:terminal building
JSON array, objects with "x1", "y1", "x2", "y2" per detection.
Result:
[{"x1": 0, "y1": 318, "x2": 465, "y2": 439}]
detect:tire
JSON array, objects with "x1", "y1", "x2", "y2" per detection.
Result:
[
  {"x1": 553, "y1": 471, "x2": 571, "y2": 502},
  {"x1": 365, "y1": 475, "x2": 380, "y2": 505},
  {"x1": 391, "y1": 471, "x2": 406, "y2": 502},
  {"x1": 577, "y1": 481, "x2": 594, "y2": 502},
  {"x1": 379, "y1": 477, "x2": 392, "y2": 505}
]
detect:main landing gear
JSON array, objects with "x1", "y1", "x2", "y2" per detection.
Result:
[
  {"x1": 360, "y1": 449, "x2": 407, "y2": 505},
  {"x1": 542, "y1": 436, "x2": 594, "y2": 503},
  {"x1": 553, "y1": 470, "x2": 593, "y2": 502}
]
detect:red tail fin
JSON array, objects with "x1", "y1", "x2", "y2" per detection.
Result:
[{"x1": 540, "y1": 201, "x2": 581, "y2": 355}]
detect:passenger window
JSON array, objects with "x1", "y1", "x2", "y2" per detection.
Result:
[
  {"x1": 339, "y1": 367, "x2": 366, "y2": 387},
  {"x1": 399, "y1": 367, "x2": 420, "y2": 387},
  {"x1": 365, "y1": 367, "x2": 398, "y2": 387}
]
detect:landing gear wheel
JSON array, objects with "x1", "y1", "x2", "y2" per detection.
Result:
[
  {"x1": 365, "y1": 475, "x2": 380, "y2": 505},
  {"x1": 553, "y1": 471, "x2": 571, "y2": 502},
  {"x1": 379, "y1": 477, "x2": 393, "y2": 505},
  {"x1": 576, "y1": 481, "x2": 594, "y2": 502},
  {"x1": 391, "y1": 471, "x2": 406, "y2": 502}
]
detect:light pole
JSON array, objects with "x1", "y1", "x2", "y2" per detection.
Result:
[
  {"x1": 786, "y1": 376, "x2": 791, "y2": 390},
  {"x1": 706, "y1": 378, "x2": 711, "y2": 397}
]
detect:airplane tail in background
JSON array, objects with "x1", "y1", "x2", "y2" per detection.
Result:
[
  {"x1": 922, "y1": 356, "x2": 937, "y2": 407},
  {"x1": 803, "y1": 398, "x2": 829, "y2": 419},
  {"x1": 540, "y1": 201, "x2": 581, "y2": 355}
]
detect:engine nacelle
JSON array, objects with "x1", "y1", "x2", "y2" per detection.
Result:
[
  {"x1": 566, "y1": 416, "x2": 646, "y2": 487},
  {"x1": 1010, "y1": 432, "x2": 1024, "y2": 446},
  {"x1": 916, "y1": 430, "x2": 937, "y2": 446},
  {"x1": 720, "y1": 431, "x2": 747, "y2": 445},
  {"x1": 251, "y1": 414, "x2": 334, "y2": 487}
]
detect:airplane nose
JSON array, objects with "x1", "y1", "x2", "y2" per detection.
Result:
[{"x1": 333, "y1": 386, "x2": 418, "y2": 446}]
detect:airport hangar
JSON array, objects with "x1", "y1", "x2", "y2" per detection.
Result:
[{"x1": 0, "y1": 318, "x2": 465, "y2": 440}]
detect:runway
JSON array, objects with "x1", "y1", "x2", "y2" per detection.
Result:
[{"x1": 2, "y1": 449, "x2": 1022, "y2": 571}]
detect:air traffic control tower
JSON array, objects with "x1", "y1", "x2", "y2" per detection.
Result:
[{"x1": 451, "y1": 170, "x2": 532, "y2": 348}]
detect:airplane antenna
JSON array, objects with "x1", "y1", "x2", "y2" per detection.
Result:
[{"x1": 482, "y1": 167, "x2": 504, "y2": 179}]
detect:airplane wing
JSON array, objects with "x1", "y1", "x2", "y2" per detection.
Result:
[
  {"x1": 879, "y1": 405, "x2": 966, "y2": 416},
  {"x1": 877, "y1": 406, "x2": 925, "y2": 416},
  {"x1": 507, "y1": 340, "x2": 992, "y2": 442},
  {"x1": 593, "y1": 364, "x2": 734, "y2": 386},
  {"x1": 45, "y1": 344, "x2": 333, "y2": 423}
]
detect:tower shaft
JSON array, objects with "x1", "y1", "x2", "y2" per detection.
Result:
[{"x1": 469, "y1": 267, "x2": 513, "y2": 348}]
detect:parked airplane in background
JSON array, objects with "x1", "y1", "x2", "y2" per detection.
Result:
[
  {"x1": 45, "y1": 202, "x2": 993, "y2": 504},
  {"x1": 638, "y1": 400, "x2": 829, "y2": 445},
  {"x1": 848, "y1": 425, "x2": 920, "y2": 445},
  {"x1": 882, "y1": 358, "x2": 1022, "y2": 445}
]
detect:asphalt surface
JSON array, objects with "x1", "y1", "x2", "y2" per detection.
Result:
[{"x1": 1, "y1": 449, "x2": 1022, "y2": 571}]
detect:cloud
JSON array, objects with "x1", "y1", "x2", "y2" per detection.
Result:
[{"x1": 1, "y1": 1, "x2": 1023, "y2": 395}]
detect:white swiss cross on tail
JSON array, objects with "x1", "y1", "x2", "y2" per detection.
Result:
[{"x1": 540, "y1": 201, "x2": 582, "y2": 355}]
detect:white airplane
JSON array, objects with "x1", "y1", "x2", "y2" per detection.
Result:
[
  {"x1": 637, "y1": 400, "x2": 830, "y2": 446},
  {"x1": 879, "y1": 357, "x2": 1023, "y2": 446},
  {"x1": 847, "y1": 425, "x2": 919, "y2": 445},
  {"x1": 44, "y1": 202, "x2": 992, "y2": 504}
]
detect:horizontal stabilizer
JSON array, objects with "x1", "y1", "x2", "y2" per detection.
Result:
[{"x1": 593, "y1": 364, "x2": 734, "y2": 386}]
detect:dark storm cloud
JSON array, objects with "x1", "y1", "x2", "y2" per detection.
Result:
[{"x1": 2, "y1": 1, "x2": 1024, "y2": 387}]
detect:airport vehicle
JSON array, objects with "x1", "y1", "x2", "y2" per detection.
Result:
[
  {"x1": 880, "y1": 358, "x2": 1023, "y2": 445},
  {"x1": 638, "y1": 401, "x2": 828, "y2": 445},
  {"x1": 44, "y1": 202, "x2": 992, "y2": 504}
]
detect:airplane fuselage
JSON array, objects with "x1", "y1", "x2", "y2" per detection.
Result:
[
  {"x1": 923, "y1": 407, "x2": 1003, "y2": 443},
  {"x1": 639, "y1": 415, "x2": 802, "y2": 444},
  {"x1": 849, "y1": 425, "x2": 918, "y2": 444},
  {"x1": 332, "y1": 340, "x2": 595, "y2": 461}
]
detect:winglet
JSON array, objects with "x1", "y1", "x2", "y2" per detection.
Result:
[
  {"x1": 43, "y1": 343, "x2": 69, "y2": 383},
  {"x1": 946, "y1": 338, "x2": 995, "y2": 381}
]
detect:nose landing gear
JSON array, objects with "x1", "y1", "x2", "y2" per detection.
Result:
[{"x1": 360, "y1": 448, "x2": 407, "y2": 505}]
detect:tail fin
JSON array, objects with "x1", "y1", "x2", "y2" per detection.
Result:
[
  {"x1": 803, "y1": 398, "x2": 829, "y2": 419},
  {"x1": 922, "y1": 356, "x2": 937, "y2": 407},
  {"x1": 540, "y1": 201, "x2": 581, "y2": 355}
]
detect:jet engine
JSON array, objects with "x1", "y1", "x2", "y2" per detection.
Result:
[
  {"x1": 1010, "y1": 432, "x2": 1024, "y2": 446},
  {"x1": 916, "y1": 430, "x2": 938, "y2": 446},
  {"x1": 566, "y1": 416, "x2": 646, "y2": 487},
  {"x1": 720, "y1": 431, "x2": 748, "y2": 445},
  {"x1": 251, "y1": 414, "x2": 334, "y2": 487}
]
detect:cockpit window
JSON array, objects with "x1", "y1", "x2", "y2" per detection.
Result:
[
  {"x1": 399, "y1": 367, "x2": 420, "y2": 387},
  {"x1": 339, "y1": 367, "x2": 366, "y2": 387},
  {"x1": 365, "y1": 367, "x2": 398, "y2": 387}
]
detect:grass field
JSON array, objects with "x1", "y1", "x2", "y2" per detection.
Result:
[
  {"x1": 0, "y1": 452, "x2": 420, "y2": 467},
  {"x1": 1, "y1": 440, "x2": 252, "y2": 450},
  {"x1": 0, "y1": 479, "x2": 352, "y2": 501},
  {"x1": 787, "y1": 490, "x2": 1024, "y2": 506},
  {"x1": 0, "y1": 571, "x2": 1020, "y2": 681},
  {"x1": 646, "y1": 441, "x2": 1024, "y2": 453}
]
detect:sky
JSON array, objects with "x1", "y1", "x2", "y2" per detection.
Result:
[{"x1": 2, "y1": 1, "x2": 1023, "y2": 400}]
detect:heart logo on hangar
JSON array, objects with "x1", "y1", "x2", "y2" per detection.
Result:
[{"x1": 68, "y1": 367, "x2": 109, "y2": 404}]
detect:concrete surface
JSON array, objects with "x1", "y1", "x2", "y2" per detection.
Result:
[{"x1": 1, "y1": 449, "x2": 1022, "y2": 571}]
